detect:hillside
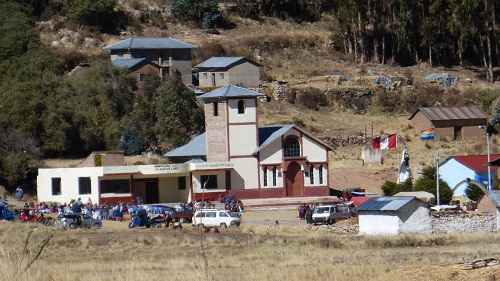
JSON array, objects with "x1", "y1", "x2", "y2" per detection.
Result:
[{"x1": 36, "y1": 2, "x2": 500, "y2": 195}]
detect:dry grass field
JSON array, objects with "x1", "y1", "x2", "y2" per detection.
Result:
[{"x1": 1, "y1": 210, "x2": 500, "y2": 281}]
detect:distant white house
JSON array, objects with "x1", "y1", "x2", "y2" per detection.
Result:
[
  {"x1": 439, "y1": 154, "x2": 500, "y2": 196},
  {"x1": 356, "y1": 196, "x2": 431, "y2": 235}
]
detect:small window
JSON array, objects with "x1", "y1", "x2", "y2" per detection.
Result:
[
  {"x1": 237, "y1": 100, "x2": 245, "y2": 114},
  {"x1": 178, "y1": 176, "x2": 186, "y2": 190},
  {"x1": 52, "y1": 178, "x2": 61, "y2": 195},
  {"x1": 284, "y1": 138, "x2": 301, "y2": 157},
  {"x1": 219, "y1": 73, "x2": 225, "y2": 79},
  {"x1": 202, "y1": 73, "x2": 208, "y2": 80},
  {"x1": 319, "y1": 165, "x2": 324, "y2": 184},
  {"x1": 201, "y1": 175, "x2": 217, "y2": 189},
  {"x1": 213, "y1": 101, "x2": 218, "y2": 116},
  {"x1": 139, "y1": 73, "x2": 145, "y2": 81},
  {"x1": 78, "y1": 177, "x2": 91, "y2": 195},
  {"x1": 272, "y1": 167, "x2": 277, "y2": 186},
  {"x1": 263, "y1": 168, "x2": 268, "y2": 187},
  {"x1": 207, "y1": 212, "x2": 216, "y2": 218},
  {"x1": 309, "y1": 166, "x2": 314, "y2": 184},
  {"x1": 101, "y1": 179, "x2": 130, "y2": 194}
]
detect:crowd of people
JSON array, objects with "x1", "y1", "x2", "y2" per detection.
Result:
[
  {"x1": 219, "y1": 193, "x2": 244, "y2": 213},
  {"x1": 298, "y1": 204, "x2": 314, "y2": 224}
]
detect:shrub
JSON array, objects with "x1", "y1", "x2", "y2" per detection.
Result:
[{"x1": 297, "y1": 87, "x2": 328, "y2": 110}]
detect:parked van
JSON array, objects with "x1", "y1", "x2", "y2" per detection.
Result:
[
  {"x1": 192, "y1": 209, "x2": 241, "y2": 227},
  {"x1": 312, "y1": 204, "x2": 351, "y2": 225}
]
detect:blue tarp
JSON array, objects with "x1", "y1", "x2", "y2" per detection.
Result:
[{"x1": 425, "y1": 73, "x2": 450, "y2": 80}]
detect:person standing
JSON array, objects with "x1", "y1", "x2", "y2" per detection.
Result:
[
  {"x1": 305, "y1": 205, "x2": 313, "y2": 224},
  {"x1": 15, "y1": 186, "x2": 24, "y2": 200},
  {"x1": 298, "y1": 204, "x2": 306, "y2": 220}
]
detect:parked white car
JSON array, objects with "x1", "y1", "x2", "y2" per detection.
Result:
[{"x1": 192, "y1": 209, "x2": 241, "y2": 227}]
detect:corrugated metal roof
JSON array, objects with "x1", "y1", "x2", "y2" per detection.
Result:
[
  {"x1": 418, "y1": 106, "x2": 489, "y2": 121},
  {"x1": 443, "y1": 154, "x2": 500, "y2": 172},
  {"x1": 253, "y1": 124, "x2": 295, "y2": 154},
  {"x1": 164, "y1": 133, "x2": 206, "y2": 157},
  {"x1": 355, "y1": 196, "x2": 415, "y2": 211},
  {"x1": 105, "y1": 37, "x2": 197, "y2": 50},
  {"x1": 198, "y1": 85, "x2": 265, "y2": 99},
  {"x1": 195, "y1": 57, "x2": 245, "y2": 68},
  {"x1": 111, "y1": 58, "x2": 146, "y2": 68},
  {"x1": 485, "y1": 190, "x2": 500, "y2": 208}
]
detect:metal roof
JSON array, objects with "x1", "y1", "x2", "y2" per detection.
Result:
[
  {"x1": 441, "y1": 154, "x2": 500, "y2": 172},
  {"x1": 355, "y1": 196, "x2": 416, "y2": 211},
  {"x1": 195, "y1": 57, "x2": 246, "y2": 68},
  {"x1": 111, "y1": 58, "x2": 146, "y2": 69},
  {"x1": 410, "y1": 106, "x2": 489, "y2": 121},
  {"x1": 198, "y1": 85, "x2": 265, "y2": 100},
  {"x1": 164, "y1": 133, "x2": 206, "y2": 157},
  {"x1": 104, "y1": 37, "x2": 197, "y2": 50},
  {"x1": 485, "y1": 190, "x2": 500, "y2": 208},
  {"x1": 253, "y1": 124, "x2": 295, "y2": 154},
  {"x1": 424, "y1": 73, "x2": 450, "y2": 80}
]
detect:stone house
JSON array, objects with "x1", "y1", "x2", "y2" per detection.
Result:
[
  {"x1": 356, "y1": 196, "x2": 432, "y2": 235},
  {"x1": 408, "y1": 106, "x2": 489, "y2": 141},
  {"x1": 195, "y1": 57, "x2": 261, "y2": 88},
  {"x1": 104, "y1": 37, "x2": 197, "y2": 85}
]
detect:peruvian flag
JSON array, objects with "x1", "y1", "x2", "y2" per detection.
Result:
[{"x1": 372, "y1": 134, "x2": 397, "y2": 149}]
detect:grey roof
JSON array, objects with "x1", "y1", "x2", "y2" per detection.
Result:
[
  {"x1": 484, "y1": 190, "x2": 500, "y2": 208},
  {"x1": 105, "y1": 37, "x2": 197, "y2": 50},
  {"x1": 356, "y1": 196, "x2": 416, "y2": 211},
  {"x1": 164, "y1": 133, "x2": 206, "y2": 157},
  {"x1": 253, "y1": 124, "x2": 295, "y2": 154},
  {"x1": 409, "y1": 106, "x2": 489, "y2": 121},
  {"x1": 111, "y1": 58, "x2": 146, "y2": 68},
  {"x1": 195, "y1": 57, "x2": 260, "y2": 68},
  {"x1": 198, "y1": 85, "x2": 265, "y2": 100}
]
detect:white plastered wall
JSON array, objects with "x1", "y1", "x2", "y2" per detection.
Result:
[
  {"x1": 227, "y1": 98, "x2": 257, "y2": 123},
  {"x1": 302, "y1": 135, "x2": 328, "y2": 162},
  {"x1": 398, "y1": 202, "x2": 432, "y2": 234},
  {"x1": 359, "y1": 212, "x2": 400, "y2": 235},
  {"x1": 192, "y1": 170, "x2": 226, "y2": 193},
  {"x1": 230, "y1": 158, "x2": 259, "y2": 190},
  {"x1": 37, "y1": 167, "x2": 104, "y2": 204},
  {"x1": 229, "y1": 124, "x2": 258, "y2": 156},
  {"x1": 260, "y1": 166, "x2": 283, "y2": 188},
  {"x1": 157, "y1": 176, "x2": 191, "y2": 203},
  {"x1": 259, "y1": 138, "x2": 282, "y2": 164}
]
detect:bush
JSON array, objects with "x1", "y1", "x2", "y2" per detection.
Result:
[{"x1": 297, "y1": 87, "x2": 327, "y2": 110}]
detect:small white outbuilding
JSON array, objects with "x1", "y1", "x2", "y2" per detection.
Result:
[{"x1": 356, "y1": 196, "x2": 431, "y2": 235}]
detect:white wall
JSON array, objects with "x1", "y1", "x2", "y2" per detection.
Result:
[
  {"x1": 260, "y1": 166, "x2": 283, "y2": 188},
  {"x1": 398, "y1": 202, "x2": 432, "y2": 234},
  {"x1": 359, "y1": 212, "x2": 400, "y2": 235},
  {"x1": 230, "y1": 158, "x2": 259, "y2": 190},
  {"x1": 259, "y1": 138, "x2": 282, "y2": 164},
  {"x1": 228, "y1": 98, "x2": 257, "y2": 123},
  {"x1": 37, "y1": 167, "x2": 104, "y2": 204},
  {"x1": 229, "y1": 124, "x2": 258, "y2": 156},
  {"x1": 439, "y1": 159, "x2": 475, "y2": 195},
  {"x1": 302, "y1": 135, "x2": 328, "y2": 162}
]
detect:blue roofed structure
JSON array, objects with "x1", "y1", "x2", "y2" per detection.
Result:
[
  {"x1": 198, "y1": 85, "x2": 265, "y2": 100},
  {"x1": 356, "y1": 196, "x2": 415, "y2": 211},
  {"x1": 164, "y1": 133, "x2": 207, "y2": 163},
  {"x1": 111, "y1": 58, "x2": 146, "y2": 69}
]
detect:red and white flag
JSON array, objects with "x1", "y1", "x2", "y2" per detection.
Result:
[{"x1": 372, "y1": 134, "x2": 397, "y2": 149}]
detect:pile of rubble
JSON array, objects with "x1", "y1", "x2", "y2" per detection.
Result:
[{"x1": 306, "y1": 218, "x2": 359, "y2": 234}]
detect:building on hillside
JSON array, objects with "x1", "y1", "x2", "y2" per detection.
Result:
[
  {"x1": 477, "y1": 190, "x2": 500, "y2": 230},
  {"x1": 37, "y1": 85, "x2": 333, "y2": 204},
  {"x1": 439, "y1": 154, "x2": 500, "y2": 196},
  {"x1": 408, "y1": 106, "x2": 489, "y2": 140},
  {"x1": 104, "y1": 37, "x2": 197, "y2": 85},
  {"x1": 356, "y1": 196, "x2": 432, "y2": 235},
  {"x1": 194, "y1": 57, "x2": 260, "y2": 88}
]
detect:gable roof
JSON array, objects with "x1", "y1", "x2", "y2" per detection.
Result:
[
  {"x1": 198, "y1": 85, "x2": 265, "y2": 100},
  {"x1": 483, "y1": 190, "x2": 500, "y2": 208},
  {"x1": 164, "y1": 133, "x2": 206, "y2": 157},
  {"x1": 409, "y1": 106, "x2": 489, "y2": 121},
  {"x1": 104, "y1": 37, "x2": 197, "y2": 50},
  {"x1": 441, "y1": 154, "x2": 500, "y2": 172},
  {"x1": 253, "y1": 124, "x2": 334, "y2": 155},
  {"x1": 356, "y1": 196, "x2": 417, "y2": 211},
  {"x1": 111, "y1": 58, "x2": 147, "y2": 69},
  {"x1": 195, "y1": 57, "x2": 261, "y2": 68}
]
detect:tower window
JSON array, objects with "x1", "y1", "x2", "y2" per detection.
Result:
[
  {"x1": 284, "y1": 138, "x2": 300, "y2": 157},
  {"x1": 213, "y1": 101, "x2": 218, "y2": 116},
  {"x1": 237, "y1": 100, "x2": 245, "y2": 114}
]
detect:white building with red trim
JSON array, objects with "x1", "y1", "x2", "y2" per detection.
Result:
[{"x1": 37, "y1": 85, "x2": 333, "y2": 204}]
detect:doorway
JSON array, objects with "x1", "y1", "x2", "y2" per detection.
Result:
[
  {"x1": 286, "y1": 161, "x2": 302, "y2": 197},
  {"x1": 145, "y1": 181, "x2": 159, "y2": 204}
]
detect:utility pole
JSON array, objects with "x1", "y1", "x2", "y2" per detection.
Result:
[
  {"x1": 435, "y1": 147, "x2": 440, "y2": 207},
  {"x1": 487, "y1": 130, "x2": 491, "y2": 190}
]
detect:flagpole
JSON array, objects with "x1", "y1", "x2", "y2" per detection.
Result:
[{"x1": 397, "y1": 134, "x2": 400, "y2": 183}]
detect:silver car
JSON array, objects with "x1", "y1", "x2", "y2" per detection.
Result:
[{"x1": 55, "y1": 213, "x2": 102, "y2": 229}]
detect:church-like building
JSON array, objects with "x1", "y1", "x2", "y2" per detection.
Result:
[{"x1": 37, "y1": 85, "x2": 333, "y2": 204}]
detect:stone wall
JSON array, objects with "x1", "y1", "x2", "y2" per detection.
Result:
[{"x1": 431, "y1": 213, "x2": 497, "y2": 233}]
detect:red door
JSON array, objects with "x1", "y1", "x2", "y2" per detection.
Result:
[{"x1": 286, "y1": 162, "x2": 302, "y2": 197}]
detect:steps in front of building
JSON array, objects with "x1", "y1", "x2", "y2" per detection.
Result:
[{"x1": 240, "y1": 196, "x2": 340, "y2": 210}]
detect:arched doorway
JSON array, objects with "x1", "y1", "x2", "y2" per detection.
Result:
[{"x1": 286, "y1": 161, "x2": 302, "y2": 197}]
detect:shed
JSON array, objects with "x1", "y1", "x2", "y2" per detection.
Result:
[
  {"x1": 477, "y1": 190, "x2": 500, "y2": 230},
  {"x1": 356, "y1": 196, "x2": 431, "y2": 235},
  {"x1": 408, "y1": 106, "x2": 489, "y2": 141}
]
